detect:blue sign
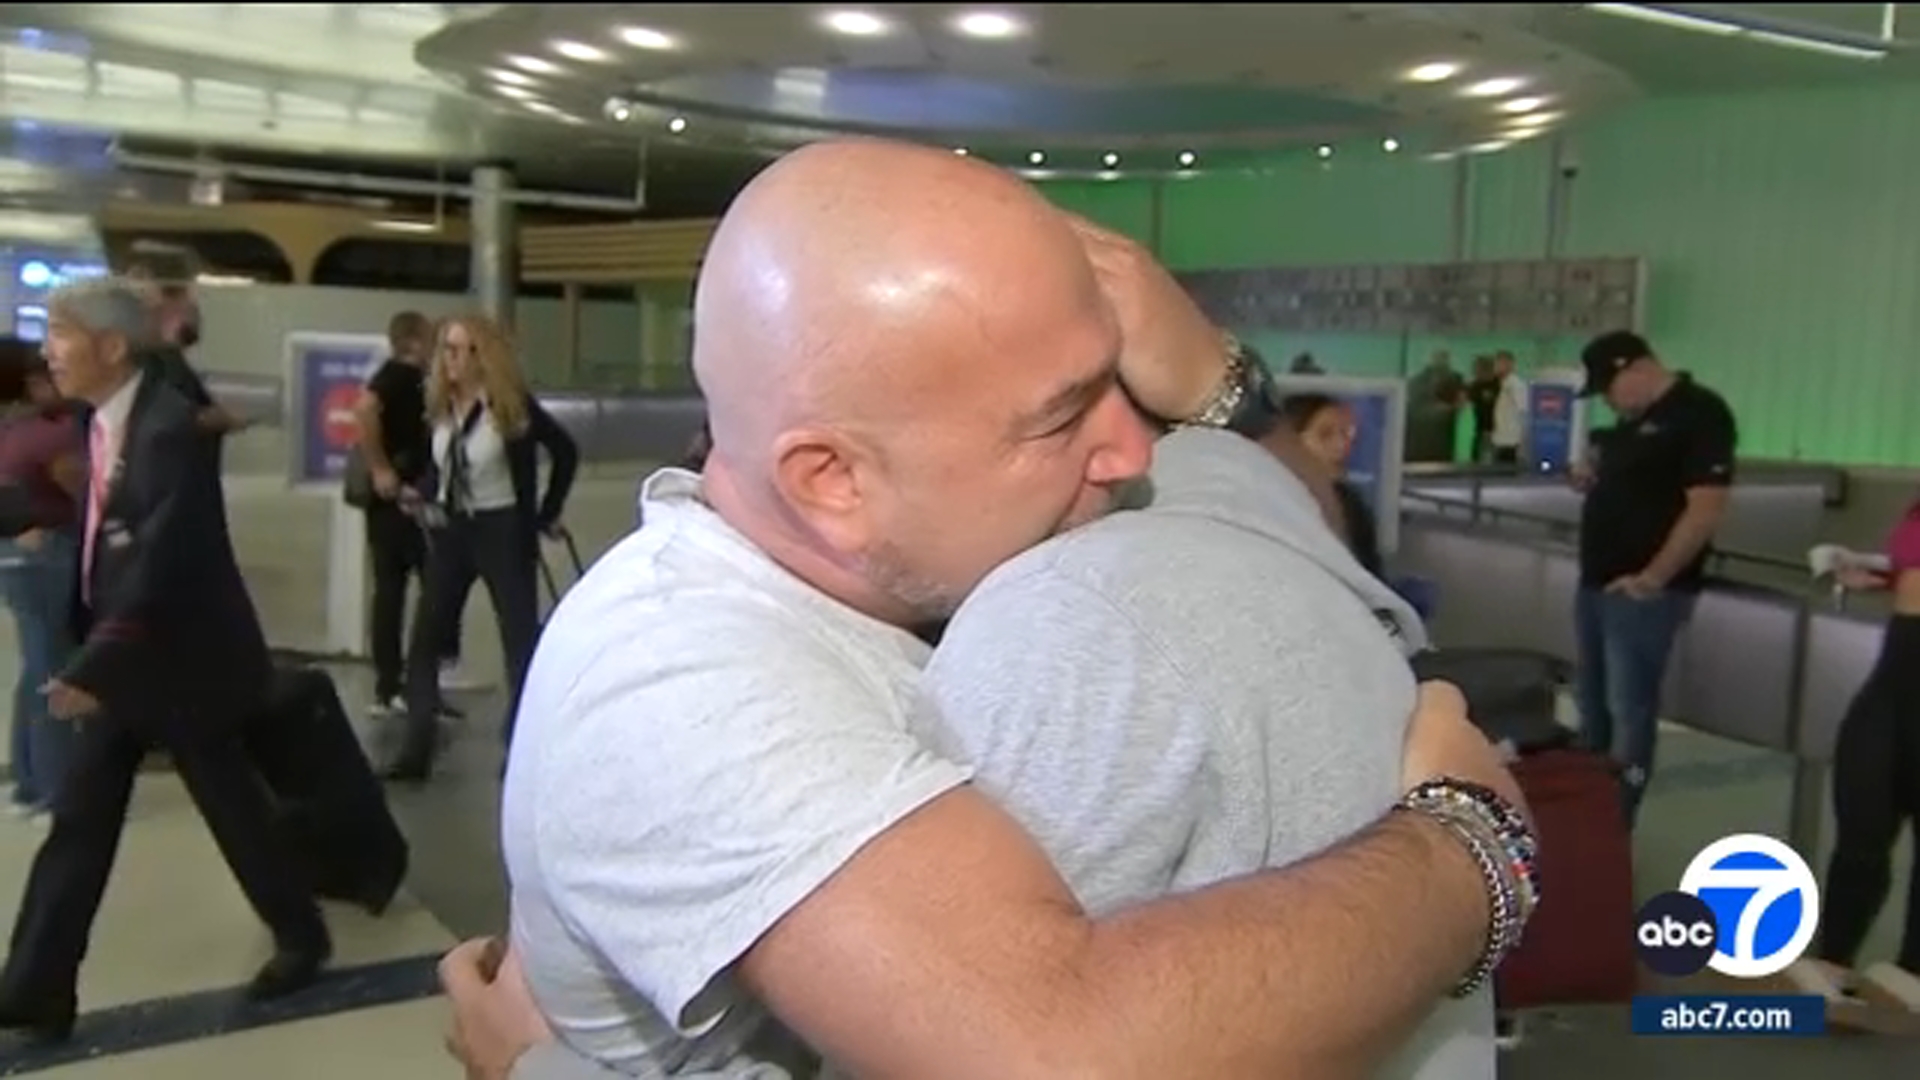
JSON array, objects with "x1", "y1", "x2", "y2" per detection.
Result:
[
  {"x1": 1338, "y1": 391, "x2": 1392, "y2": 525},
  {"x1": 290, "y1": 334, "x2": 384, "y2": 485},
  {"x1": 1528, "y1": 382, "x2": 1577, "y2": 474}
]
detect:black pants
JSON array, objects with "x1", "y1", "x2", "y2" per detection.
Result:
[
  {"x1": 367, "y1": 500, "x2": 463, "y2": 701},
  {"x1": 399, "y1": 509, "x2": 539, "y2": 769},
  {"x1": 0, "y1": 708, "x2": 328, "y2": 1008},
  {"x1": 1818, "y1": 615, "x2": 1920, "y2": 974}
]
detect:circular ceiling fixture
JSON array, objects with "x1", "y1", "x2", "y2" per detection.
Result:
[
  {"x1": 1406, "y1": 61, "x2": 1460, "y2": 83},
  {"x1": 619, "y1": 26, "x2": 678, "y2": 50},
  {"x1": 953, "y1": 12, "x2": 1025, "y2": 39},
  {"x1": 822, "y1": 10, "x2": 889, "y2": 36},
  {"x1": 554, "y1": 40, "x2": 610, "y2": 63},
  {"x1": 506, "y1": 54, "x2": 561, "y2": 75},
  {"x1": 668, "y1": 116, "x2": 689, "y2": 133},
  {"x1": 1464, "y1": 76, "x2": 1525, "y2": 98}
]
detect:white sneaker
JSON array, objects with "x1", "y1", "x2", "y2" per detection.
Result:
[
  {"x1": 1782, "y1": 958, "x2": 1860, "y2": 1002},
  {"x1": 368, "y1": 695, "x2": 404, "y2": 718},
  {"x1": 1861, "y1": 962, "x2": 1920, "y2": 1012},
  {"x1": 1494, "y1": 1012, "x2": 1524, "y2": 1050},
  {"x1": 438, "y1": 661, "x2": 489, "y2": 692}
]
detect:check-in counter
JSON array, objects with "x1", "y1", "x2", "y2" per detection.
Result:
[{"x1": 1396, "y1": 501, "x2": 1887, "y2": 856}]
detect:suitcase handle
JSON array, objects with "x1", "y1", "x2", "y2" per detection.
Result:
[{"x1": 538, "y1": 525, "x2": 585, "y2": 603}]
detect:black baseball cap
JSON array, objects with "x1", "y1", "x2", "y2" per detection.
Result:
[{"x1": 1579, "y1": 330, "x2": 1653, "y2": 397}]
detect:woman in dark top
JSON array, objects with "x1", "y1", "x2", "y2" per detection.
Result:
[
  {"x1": 389, "y1": 314, "x2": 578, "y2": 782},
  {"x1": 0, "y1": 339, "x2": 85, "y2": 817},
  {"x1": 1279, "y1": 393, "x2": 1383, "y2": 579}
]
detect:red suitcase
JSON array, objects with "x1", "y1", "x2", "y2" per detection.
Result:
[{"x1": 1495, "y1": 748, "x2": 1639, "y2": 1006}]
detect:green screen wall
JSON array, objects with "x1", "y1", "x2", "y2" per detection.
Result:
[{"x1": 1044, "y1": 82, "x2": 1920, "y2": 466}]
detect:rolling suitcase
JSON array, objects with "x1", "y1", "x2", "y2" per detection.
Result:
[
  {"x1": 1495, "y1": 748, "x2": 1638, "y2": 1006},
  {"x1": 1410, "y1": 647, "x2": 1573, "y2": 753},
  {"x1": 246, "y1": 665, "x2": 410, "y2": 915}
]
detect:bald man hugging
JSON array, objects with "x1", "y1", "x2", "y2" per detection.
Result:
[{"x1": 480, "y1": 140, "x2": 1520, "y2": 1080}]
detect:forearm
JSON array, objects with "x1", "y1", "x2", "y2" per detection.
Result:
[
  {"x1": 1067, "y1": 811, "x2": 1486, "y2": 1079},
  {"x1": 358, "y1": 412, "x2": 396, "y2": 473},
  {"x1": 1643, "y1": 502, "x2": 1723, "y2": 584}
]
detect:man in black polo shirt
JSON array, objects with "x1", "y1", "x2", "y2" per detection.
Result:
[{"x1": 1572, "y1": 330, "x2": 1737, "y2": 826}]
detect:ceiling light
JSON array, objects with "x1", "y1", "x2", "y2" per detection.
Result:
[
  {"x1": 495, "y1": 85, "x2": 535, "y2": 100},
  {"x1": 489, "y1": 69, "x2": 536, "y2": 87},
  {"x1": 1466, "y1": 140, "x2": 1513, "y2": 154},
  {"x1": 1584, "y1": 4, "x2": 1739, "y2": 35},
  {"x1": 1177, "y1": 150, "x2": 1196, "y2": 168},
  {"x1": 667, "y1": 116, "x2": 688, "y2": 134},
  {"x1": 1406, "y1": 61, "x2": 1460, "y2": 82},
  {"x1": 1382, "y1": 137, "x2": 1401, "y2": 153},
  {"x1": 1745, "y1": 30, "x2": 1886, "y2": 59},
  {"x1": 1583, "y1": 3, "x2": 1888, "y2": 59},
  {"x1": 554, "y1": 40, "x2": 609, "y2": 62},
  {"x1": 953, "y1": 147, "x2": 969, "y2": 156},
  {"x1": 1027, "y1": 150, "x2": 1046, "y2": 165},
  {"x1": 618, "y1": 25, "x2": 678, "y2": 50},
  {"x1": 1102, "y1": 152, "x2": 1120, "y2": 168},
  {"x1": 823, "y1": 10, "x2": 889, "y2": 36},
  {"x1": 1464, "y1": 77, "x2": 1525, "y2": 98},
  {"x1": 604, "y1": 98, "x2": 634, "y2": 122},
  {"x1": 953, "y1": 11, "x2": 1024, "y2": 38},
  {"x1": 1500, "y1": 96, "x2": 1547, "y2": 114},
  {"x1": 1316, "y1": 144, "x2": 1333, "y2": 159},
  {"x1": 1506, "y1": 111, "x2": 1561, "y2": 128},
  {"x1": 507, "y1": 54, "x2": 561, "y2": 75}
]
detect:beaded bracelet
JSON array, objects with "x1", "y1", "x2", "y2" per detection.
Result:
[{"x1": 1394, "y1": 778, "x2": 1542, "y2": 998}]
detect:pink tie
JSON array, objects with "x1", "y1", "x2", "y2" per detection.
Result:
[{"x1": 82, "y1": 417, "x2": 109, "y2": 603}]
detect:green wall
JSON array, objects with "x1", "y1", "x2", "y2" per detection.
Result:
[{"x1": 1045, "y1": 82, "x2": 1920, "y2": 466}]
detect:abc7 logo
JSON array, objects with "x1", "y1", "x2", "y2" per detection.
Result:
[{"x1": 1634, "y1": 834, "x2": 1820, "y2": 979}]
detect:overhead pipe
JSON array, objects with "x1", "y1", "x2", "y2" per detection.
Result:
[{"x1": 107, "y1": 145, "x2": 644, "y2": 214}]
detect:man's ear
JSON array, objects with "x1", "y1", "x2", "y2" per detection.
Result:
[{"x1": 769, "y1": 427, "x2": 876, "y2": 556}]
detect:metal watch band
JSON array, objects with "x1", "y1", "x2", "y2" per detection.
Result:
[{"x1": 1185, "y1": 335, "x2": 1281, "y2": 437}]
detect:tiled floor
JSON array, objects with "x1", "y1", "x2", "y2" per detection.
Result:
[{"x1": 0, "y1": 659, "x2": 1915, "y2": 1077}]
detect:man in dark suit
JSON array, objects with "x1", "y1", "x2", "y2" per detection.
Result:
[{"x1": 0, "y1": 278, "x2": 330, "y2": 1043}]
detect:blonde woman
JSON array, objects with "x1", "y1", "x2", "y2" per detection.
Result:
[{"x1": 388, "y1": 314, "x2": 577, "y2": 782}]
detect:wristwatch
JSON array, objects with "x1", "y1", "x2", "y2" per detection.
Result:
[{"x1": 1185, "y1": 335, "x2": 1283, "y2": 439}]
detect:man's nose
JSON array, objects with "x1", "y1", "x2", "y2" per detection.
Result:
[{"x1": 1083, "y1": 389, "x2": 1155, "y2": 486}]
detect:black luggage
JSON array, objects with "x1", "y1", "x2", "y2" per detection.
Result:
[
  {"x1": 1410, "y1": 647, "x2": 1573, "y2": 753},
  {"x1": 246, "y1": 665, "x2": 409, "y2": 915}
]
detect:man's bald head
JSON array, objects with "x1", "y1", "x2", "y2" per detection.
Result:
[
  {"x1": 693, "y1": 139, "x2": 1152, "y2": 625},
  {"x1": 695, "y1": 140, "x2": 1097, "y2": 445}
]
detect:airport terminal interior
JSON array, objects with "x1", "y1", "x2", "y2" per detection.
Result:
[{"x1": 1, "y1": 2, "x2": 1920, "y2": 1077}]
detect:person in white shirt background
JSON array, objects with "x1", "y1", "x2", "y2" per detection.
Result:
[{"x1": 1489, "y1": 349, "x2": 1528, "y2": 466}]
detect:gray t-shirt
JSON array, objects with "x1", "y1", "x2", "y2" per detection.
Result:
[{"x1": 508, "y1": 430, "x2": 1489, "y2": 1079}]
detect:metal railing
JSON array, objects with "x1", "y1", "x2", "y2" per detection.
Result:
[{"x1": 1397, "y1": 488, "x2": 1874, "y2": 856}]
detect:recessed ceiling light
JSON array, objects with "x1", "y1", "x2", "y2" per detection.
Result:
[
  {"x1": 1507, "y1": 111, "x2": 1561, "y2": 128},
  {"x1": 1467, "y1": 140, "x2": 1512, "y2": 154},
  {"x1": 507, "y1": 54, "x2": 561, "y2": 75},
  {"x1": 1500, "y1": 96, "x2": 1547, "y2": 114},
  {"x1": 495, "y1": 85, "x2": 535, "y2": 100},
  {"x1": 1027, "y1": 150, "x2": 1046, "y2": 165},
  {"x1": 1316, "y1": 144, "x2": 1333, "y2": 159},
  {"x1": 823, "y1": 10, "x2": 889, "y2": 36},
  {"x1": 1407, "y1": 61, "x2": 1460, "y2": 83},
  {"x1": 1102, "y1": 152, "x2": 1120, "y2": 168},
  {"x1": 1465, "y1": 77, "x2": 1525, "y2": 98},
  {"x1": 1382, "y1": 137, "x2": 1401, "y2": 152},
  {"x1": 490, "y1": 69, "x2": 536, "y2": 87},
  {"x1": 1177, "y1": 150, "x2": 1196, "y2": 167},
  {"x1": 953, "y1": 11, "x2": 1024, "y2": 38},
  {"x1": 604, "y1": 98, "x2": 633, "y2": 122},
  {"x1": 619, "y1": 26, "x2": 677, "y2": 50},
  {"x1": 554, "y1": 40, "x2": 609, "y2": 62},
  {"x1": 953, "y1": 146, "x2": 969, "y2": 155},
  {"x1": 668, "y1": 116, "x2": 688, "y2": 133},
  {"x1": 524, "y1": 101, "x2": 560, "y2": 115}
]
